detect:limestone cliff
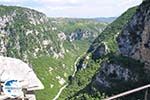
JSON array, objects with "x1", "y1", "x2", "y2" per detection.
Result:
[
  {"x1": 117, "y1": 0, "x2": 150, "y2": 68},
  {"x1": 61, "y1": 1, "x2": 150, "y2": 99},
  {"x1": 0, "y1": 6, "x2": 107, "y2": 61}
]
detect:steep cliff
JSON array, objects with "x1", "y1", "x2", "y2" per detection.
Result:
[
  {"x1": 117, "y1": 0, "x2": 150, "y2": 69},
  {"x1": 0, "y1": 5, "x2": 108, "y2": 99},
  {"x1": 61, "y1": 1, "x2": 150, "y2": 99},
  {"x1": 61, "y1": 6, "x2": 138, "y2": 99},
  {"x1": 0, "y1": 6, "x2": 107, "y2": 61}
]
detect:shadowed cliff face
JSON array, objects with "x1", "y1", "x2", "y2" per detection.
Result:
[
  {"x1": 117, "y1": 0, "x2": 150, "y2": 66},
  {"x1": 62, "y1": 1, "x2": 150, "y2": 99},
  {"x1": 94, "y1": 0, "x2": 150, "y2": 95},
  {"x1": 94, "y1": 0, "x2": 150, "y2": 92},
  {"x1": 61, "y1": 5, "x2": 144, "y2": 99}
]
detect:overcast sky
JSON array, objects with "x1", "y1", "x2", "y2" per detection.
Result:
[{"x1": 0, "y1": 0, "x2": 142, "y2": 18}]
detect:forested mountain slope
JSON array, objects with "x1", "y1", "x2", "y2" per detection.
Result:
[
  {"x1": 0, "y1": 5, "x2": 108, "y2": 99},
  {"x1": 60, "y1": 1, "x2": 150, "y2": 99}
]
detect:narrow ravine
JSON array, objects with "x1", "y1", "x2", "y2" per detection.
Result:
[{"x1": 53, "y1": 55, "x2": 82, "y2": 100}]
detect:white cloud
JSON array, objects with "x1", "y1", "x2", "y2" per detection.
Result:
[
  {"x1": 33, "y1": 0, "x2": 87, "y2": 7},
  {"x1": 35, "y1": 0, "x2": 84, "y2": 4},
  {"x1": 34, "y1": 0, "x2": 142, "y2": 17},
  {"x1": 0, "y1": 0, "x2": 26, "y2": 3},
  {"x1": 0, "y1": 0, "x2": 143, "y2": 17}
]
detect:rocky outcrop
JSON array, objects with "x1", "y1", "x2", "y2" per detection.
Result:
[
  {"x1": 91, "y1": 43, "x2": 108, "y2": 60},
  {"x1": 65, "y1": 1, "x2": 150, "y2": 99},
  {"x1": 0, "y1": 6, "x2": 56, "y2": 61},
  {"x1": 92, "y1": 0, "x2": 150, "y2": 96},
  {"x1": 57, "y1": 32, "x2": 67, "y2": 41},
  {"x1": 58, "y1": 2, "x2": 150, "y2": 99},
  {"x1": 0, "y1": 56, "x2": 44, "y2": 99},
  {"x1": 117, "y1": 0, "x2": 150, "y2": 65},
  {"x1": 92, "y1": 61, "x2": 137, "y2": 91},
  {"x1": 0, "y1": 6, "x2": 107, "y2": 62},
  {"x1": 69, "y1": 29, "x2": 97, "y2": 41},
  {"x1": 91, "y1": 0, "x2": 150, "y2": 93}
]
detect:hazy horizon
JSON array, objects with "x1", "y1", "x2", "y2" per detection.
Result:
[{"x1": 0, "y1": 0, "x2": 142, "y2": 18}]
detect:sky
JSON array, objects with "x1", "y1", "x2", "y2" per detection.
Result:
[{"x1": 0, "y1": 0, "x2": 143, "y2": 18}]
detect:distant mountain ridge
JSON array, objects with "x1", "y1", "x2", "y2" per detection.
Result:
[{"x1": 94, "y1": 17, "x2": 116, "y2": 23}]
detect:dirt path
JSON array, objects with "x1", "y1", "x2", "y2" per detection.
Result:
[{"x1": 53, "y1": 56, "x2": 81, "y2": 100}]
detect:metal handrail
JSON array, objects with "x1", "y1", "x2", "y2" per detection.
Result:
[{"x1": 104, "y1": 84, "x2": 150, "y2": 100}]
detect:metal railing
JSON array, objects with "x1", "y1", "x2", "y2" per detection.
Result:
[{"x1": 104, "y1": 84, "x2": 150, "y2": 100}]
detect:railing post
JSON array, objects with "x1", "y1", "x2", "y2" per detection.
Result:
[
  {"x1": 0, "y1": 82, "x2": 1, "y2": 95},
  {"x1": 144, "y1": 88, "x2": 148, "y2": 100}
]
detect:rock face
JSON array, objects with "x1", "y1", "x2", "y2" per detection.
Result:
[
  {"x1": 0, "y1": 56, "x2": 44, "y2": 100},
  {"x1": 63, "y1": 1, "x2": 150, "y2": 99},
  {"x1": 91, "y1": 56, "x2": 146, "y2": 95},
  {"x1": 57, "y1": 32, "x2": 67, "y2": 41},
  {"x1": 0, "y1": 6, "x2": 107, "y2": 61},
  {"x1": 92, "y1": 0, "x2": 150, "y2": 96},
  {"x1": 0, "y1": 6, "x2": 55, "y2": 61},
  {"x1": 92, "y1": 0, "x2": 150, "y2": 94},
  {"x1": 69, "y1": 29, "x2": 97, "y2": 41},
  {"x1": 93, "y1": 61, "x2": 135, "y2": 89},
  {"x1": 117, "y1": 0, "x2": 150, "y2": 66},
  {"x1": 0, "y1": 56, "x2": 44, "y2": 90},
  {"x1": 91, "y1": 43, "x2": 108, "y2": 60}
]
